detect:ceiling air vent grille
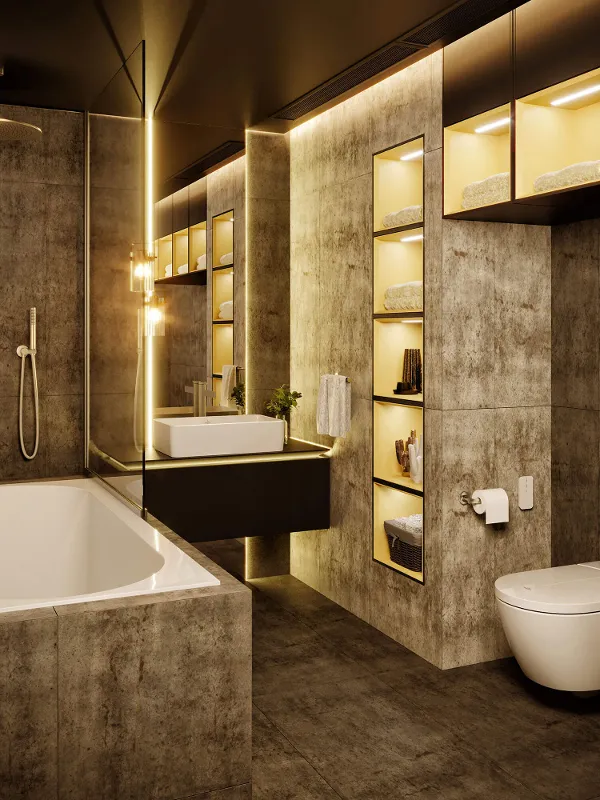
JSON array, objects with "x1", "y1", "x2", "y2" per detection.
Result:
[
  {"x1": 273, "y1": 42, "x2": 420, "y2": 121},
  {"x1": 405, "y1": 0, "x2": 521, "y2": 46}
]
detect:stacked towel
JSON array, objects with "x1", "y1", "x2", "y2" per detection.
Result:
[
  {"x1": 219, "y1": 300, "x2": 233, "y2": 320},
  {"x1": 220, "y1": 251, "x2": 233, "y2": 266},
  {"x1": 317, "y1": 374, "x2": 351, "y2": 438},
  {"x1": 384, "y1": 281, "x2": 423, "y2": 312},
  {"x1": 384, "y1": 514, "x2": 423, "y2": 546},
  {"x1": 382, "y1": 205, "x2": 423, "y2": 229},
  {"x1": 534, "y1": 160, "x2": 600, "y2": 194},
  {"x1": 196, "y1": 253, "x2": 206, "y2": 271},
  {"x1": 462, "y1": 172, "x2": 509, "y2": 209},
  {"x1": 177, "y1": 264, "x2": 188, "y2": 275},
  {"x1": 220, "y1": 365, "x2": 236, "y2": 407}
]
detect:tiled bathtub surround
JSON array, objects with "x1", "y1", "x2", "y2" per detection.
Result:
[
  {"x1": 0, "y1": 104, "x2": 84, "y2": 480},
  {"x1": 0, "y1": 517, "x2": 251, "y2": 800},
  {"x1": 289, "y1": 51, "x2": 553, "y2": 669}
]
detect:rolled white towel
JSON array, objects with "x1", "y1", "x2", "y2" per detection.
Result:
[
  {"x1": 382, "y1": 205, "x2": 422, "y2": 229},
  {"x1": 196, "y1": 253, "x2": 206, "y2": 270},
  {"x1": 462, "y1": 172, "x2": 509, "y2": 210},
  {"x1": 219, "y1": 300, "x2": 233, "y2": 320},
  {"x1": 164, "y1": 263, "x2": 173, "y2": 278},
  {"x1": 177, "y1": 264, "x2": 188, "y2": 275},
  {"x1": 384, "y1": 281, "x2": 423, "y2": 312},
  {"x1": 534, "y1": 160, "x2": 600, "y2": 194},
  {"x1": 220, "y1": 251, "x2": 233, "y2": 266},
  {"x1": 220, "y1": 365, "x2": 236, "y2": 407}
]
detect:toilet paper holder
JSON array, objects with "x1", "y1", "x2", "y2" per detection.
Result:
[{"x1": 459, "y1": 491, "x2": 481, "y2": 507}]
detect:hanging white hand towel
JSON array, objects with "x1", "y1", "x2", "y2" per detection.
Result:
[
  {"x1": 328, "y1": 374, "x2": 351, "y2": 437},
  {"x1": 220, "y1": 365, "x2": 236, "y2": 407},
  {"x1": 317, "y1": 374, "x2": 331, "y2": 435}
]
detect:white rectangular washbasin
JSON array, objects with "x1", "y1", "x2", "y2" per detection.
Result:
[{"x1": 153, "y1": 414, "x2": 285, "y2": 458}]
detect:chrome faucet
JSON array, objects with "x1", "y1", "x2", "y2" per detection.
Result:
[{"x1": 185, "y1": 381, "x2": 215, "y2": 416}]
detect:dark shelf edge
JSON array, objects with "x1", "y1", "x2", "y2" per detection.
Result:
[
  {"x1": 212, "y1": 264, "x2": 234, "y2": 272},
  {"x1": 373, "y1": 221, "x2": 423, "y2": 238},
  {"x1": 373, "y1": 395, "x2": 424, "y2": 408},
  {"x1": 373, "y1": 554, "x2": 424, "y2": 583},
  {"x1": 155, "y1": 270, "x2": 207, "y2": 286},
  {"x1": 373, "y1": 476, "x2": 424, "y2": 497},
  {"x1": 212, "y1": 373, "x2": 223, "y2": 378}
]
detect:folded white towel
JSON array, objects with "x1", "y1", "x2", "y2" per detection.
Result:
[
  {"x1": 196, "y1": 253, "x2": 206, "y2": 270},
  {"x1": 462, "y1": 172, "x2": 509, "y2": 210},
  {"x1": 317, "y1": 374, "x2": 351, "y2": 437},
  {"x1": 177, "y1": 264, "x2": 188, "y2": 275},
  {"x1": 382, "y1": 205, "x2": 422, "y2": 229},
  {"x1": 220, "y1": 251, "x2": 233, "y2": 266},
  {"x1": 220, "y1": 365, "x2": 236, "y2": 407},
  {"x1": 534, "y1": 160, "x2": 600, "y2": 194},
  {"x1": 219, "y1": 300, "x2": 233, "y2": 320},
  {"x1": 384, "y1": 281, "x2": 423, "y2": 312},
  {"x1": 164, "y1": 263, "x2": 173, "y2": 278}
]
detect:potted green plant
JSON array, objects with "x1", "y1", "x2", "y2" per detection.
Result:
[
  {"x1": 266, "y1": 385, "x2": 302, "y2": 444},
  {"x1": 231, "y1": 382, "x2": 245, "y2": 414}
]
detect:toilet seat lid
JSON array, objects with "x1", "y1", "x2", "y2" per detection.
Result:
[{"x1": 495, "y1": 562, "x2": 600, "y2": 614}]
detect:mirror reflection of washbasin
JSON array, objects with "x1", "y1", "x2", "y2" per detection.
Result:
[{"x1": 153, "y1": 414, "x2": 285, "y2": 458}]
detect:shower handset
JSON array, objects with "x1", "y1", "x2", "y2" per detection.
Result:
[{"x1": 17, "y1": 307, "x2": 39, "y2": 460}]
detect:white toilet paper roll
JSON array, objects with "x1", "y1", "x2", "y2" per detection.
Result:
[{"x1": 471, "y1": 488, "x2": 509, "y2": 524}]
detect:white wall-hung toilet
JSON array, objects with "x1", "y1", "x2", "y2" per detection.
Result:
[{"x1": 495, "y1": 562, "x2": 600, "y2": 692}]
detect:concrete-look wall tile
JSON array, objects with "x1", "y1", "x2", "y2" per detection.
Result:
[
  {"x1": 246, "y1": 131, "x2": 289, "y2": 201},
  {"x1": 58, "y1": 593, "x2": 252, "y2": 800},
  {"x1": 552, "y1": 406, "x2": 600, "y2": 566},
  {"x1": 45, "y1": 394, "x2": 84, "y2": 477},
  {"x1": 318, "y1": 92, "x2": 372, "y2": 189},
  {"x1": 318, "y1": 175, "x2": 371, "y2": 401},
  {"x1": 551, "y1": 220, "x2": 600, "y2": 411},
  {"x1": 370, "y1": 56, "x2": 440, "y2": 155},
  {"x1": 428, "y1": 51, "x2": 444, "y2": 152},
  {"x1": 424, "y1": 148, "x2": 443, "y2": 409},
  {"x1": 494, "y1": 224, "x2": 551, "y2": 408},
  {"x1": 441, "y1": 221, "x2": 495, "y2": 410},
  {"x1": 41, "y1": 109, "x2": 84, "y2": 187},
  {"x1": 184, "y1": 784, "x2": 251, "y2": 799},
  {"x1": 0, "y1": 611, "x2": 57, "y2": 800},
  {"x1": 289, "y1": 125, "x2": 320, "y2": 199},
  {"x1": 0, "y1": 395, "x2": 48, "y2": 481},
  {"x1": 0, "y1": 104, "x2": 44, "y2": 183},
  {"x1": 90, "y1": 114, "x2": 142, "y2": 191},
  {"x1": 441, "y1": 409, "x2": 497, "y2": 669},
  {"x1": 495, "y1": 406, "x2": 552, "y2": 578},
  {"x1": 246, "y1": 197, "x2": 290, "y2": 413}
]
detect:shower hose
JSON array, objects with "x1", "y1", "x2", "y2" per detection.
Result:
[{"x1": 17, "y1": 308, "x2": 40, "y2": 460}]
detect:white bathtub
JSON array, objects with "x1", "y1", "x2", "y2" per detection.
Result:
[{"x1": 0, "y1": 477, "x2": 219, "y2": 613}]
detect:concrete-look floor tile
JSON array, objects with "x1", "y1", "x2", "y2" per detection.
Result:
[
  {"x1": 250, "y1": 575, "x2": 354, "y2": 627},
  {"x1": 254, "y1": 673, "x2": 537, "y2": 800},
  {"x1": 252, "y1": 706, "x2": 341, "y2": 800}
]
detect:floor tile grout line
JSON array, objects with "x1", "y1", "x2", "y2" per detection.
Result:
[{"x1": 252, "y1": 701, "x2": 347, "y2": 800}]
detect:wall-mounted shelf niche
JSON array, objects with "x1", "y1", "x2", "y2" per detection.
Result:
[
  {"x1": 190, "y1": 221, "x2": 207, "y2": 273},
  {"x1": 444, "y1": 104, "x2": 511, "y2": 217},
  {"x1": 156, "y1": 234, "x2": 173, "y2": 281},
  {"x1": 372, "y1": 136, "x2": 425, "y2": 583},
  {"x1": 516, "y1": 67, "x2": 600, "y2": 201},
  {"x1": 173, "y1": 228, "x2": 189, "y2": 275},
  {"x1": 373, "y1": 137, "x2": 424, "y2": 235},
  {"x1": 155, "y1": 270, "x2": 207, "y2": 287},
  {"x1": 211, "y1": 210, "x2": 235, "y2": 395},
  {"x1": 373, "y1": 482, "x2": 423, "y2": 582}
]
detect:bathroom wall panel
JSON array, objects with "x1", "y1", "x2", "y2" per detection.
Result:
[
  {"x1": 246, "y1": 130, "x2": 291, "y2": 415},
  {"x1": 0, "y1": 608, "x2": 58, "y2": 800},
  {"x1": 0, "y1": 105, "x2": 84, "y2": 482}
]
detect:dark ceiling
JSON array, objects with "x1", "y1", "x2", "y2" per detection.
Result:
[{"x1": 0, "y1": 0, "x2": 522, "y2": 185}]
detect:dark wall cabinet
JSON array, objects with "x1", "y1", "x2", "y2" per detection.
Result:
[
  {"x1": 443, "y1": 0, "x2": 600, "y2": 224},
  {"x1": 443, "y1": 13, "x2": 514, "y2": 128},
  {"x1": 515, "y1": 0, "x2": 600, "y2": 99}
]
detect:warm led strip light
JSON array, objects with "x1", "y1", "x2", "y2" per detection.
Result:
[
  {"x1": 400, "y1": 148, "x2": 424, "y2": 161},
  {"x1": 145, "y1": 114, "x2": 155, "y2": 450},
  {"x1": 401, "y1": 233, "x2": 424, "y2": 242},
  {"x1": 550, "y1": 83, "x2": 600, "y2": 106},
  {"x1": 474, "y1": 116, "x2": 510, "y2": 134}
]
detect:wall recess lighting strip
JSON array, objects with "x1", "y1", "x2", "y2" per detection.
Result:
[
  {"x1": 474, "y1": 116, "x2": 510, "y2": 134},
  {"x1": 550, "y1": 84, "x2": 600, "y2": 107},
  {"x1": 401, "y1": 233, "x2": 424, "y2": 242},
  {"x1": 400, "y1": 148, "x2": 424, "y2": 161},
  {"x1": 144, "y1": 114, "x2": 154, "y2": 451}
]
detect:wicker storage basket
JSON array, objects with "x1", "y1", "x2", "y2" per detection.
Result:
[{"x1": 384, "y1": 515, "x2": 423, "y2": 572}]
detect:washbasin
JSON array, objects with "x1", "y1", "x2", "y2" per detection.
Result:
[{"x1": 153, "y1": 414, "x2": 285, "y2": 458}]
